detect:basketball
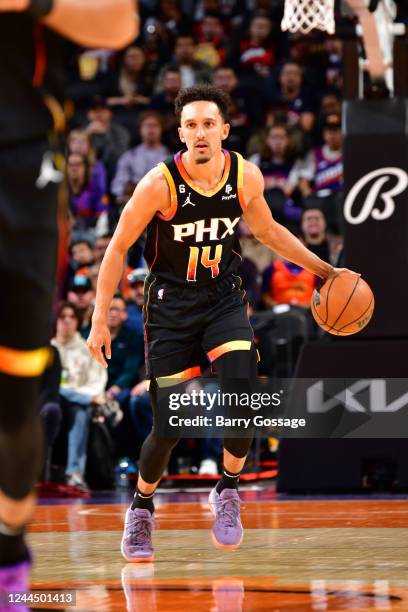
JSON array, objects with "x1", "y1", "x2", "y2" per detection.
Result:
[{"x1": 311, "y1": 271, "x2": 374, "y2": 335}]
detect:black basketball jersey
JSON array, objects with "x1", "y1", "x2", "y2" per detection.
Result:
[{"x1": 144, "y1": 149, "x2": 247, "y2": 287}]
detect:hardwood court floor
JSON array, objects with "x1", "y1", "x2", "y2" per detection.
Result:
[{"x1": 26, "y1": 493, "x2": 408, "y2": 610}]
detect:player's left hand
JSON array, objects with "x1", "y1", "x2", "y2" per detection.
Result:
[
  {"x1": 320, "y1": 267, "x2": 360, "y2": 284},
  {"x1": 0, "y1": 0, "x2": 30, "y2": 11},
  {"x1": 331, "y1": 268, "x2": 361, "y2": 278}
]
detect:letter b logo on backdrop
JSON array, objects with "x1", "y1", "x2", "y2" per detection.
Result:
[
  {"x1": 343, "y1": 99, "x2": 408, "y2": 339},
  {"x1": 344, "y1": 167, "x2": 408, "y2": 225}
]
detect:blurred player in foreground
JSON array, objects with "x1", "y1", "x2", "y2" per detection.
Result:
[{"x1": 0, "y1": 0, "x2": 138, "y2": 601}]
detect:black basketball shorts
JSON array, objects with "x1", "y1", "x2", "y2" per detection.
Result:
[
  {"x1": 143, "y1": 273, "x2": 255, "y2": 380},
  {"x1": 0, "y1": 138, "x2": 59, "y2": 353}
]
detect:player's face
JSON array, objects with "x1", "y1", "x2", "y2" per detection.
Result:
[{"x1": 179, "y1": 101, "x2": 230, "y2": 164}]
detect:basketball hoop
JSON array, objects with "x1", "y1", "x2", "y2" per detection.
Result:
[{"x1": 281, "y1": 0, "x2": 336, "y2": 35}]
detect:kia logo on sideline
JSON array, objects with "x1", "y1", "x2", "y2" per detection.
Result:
[
  {"x1": 306, "y1": 379, "x2": 408, "y2": 413},
  {"x1": 344, "y1": 167, "x2": 408, "y2": 224}
]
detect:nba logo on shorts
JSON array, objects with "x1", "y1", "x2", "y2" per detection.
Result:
[{"x1": 158, "y1": 288, "x2": 164, "y2": 300}]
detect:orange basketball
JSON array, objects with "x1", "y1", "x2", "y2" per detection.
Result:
[{"x1": 311, "y1": 271, "x2": 374, "y2": 336}]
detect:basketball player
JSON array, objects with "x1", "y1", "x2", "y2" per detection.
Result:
[
  {"x1": 0, "y1": 0, "x2": 138, "y2": 599},
  {"x1": 87, "y1": 84, "x2": 350, "y2": 561}
]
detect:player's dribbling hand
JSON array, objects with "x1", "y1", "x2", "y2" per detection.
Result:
[
  {"x1": 0, "y1": 0, "x2": 30, "y2": 10},
  {"x1": 323, "y1": 267, "x2": 360, "y2": 281},
  {"x1": 87, "y1": 323, "x2": 111, "y2": 369},
  {"x1": 332, "y1": 267, "x2": 361, "y2": 278}
]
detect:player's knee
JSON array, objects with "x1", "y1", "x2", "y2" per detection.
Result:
[
  {"x1": 149, "y1": 431, "x2": 180, "y2": 452},
  {"x1": 215, "y1": 347, "x2": 258, "y2": 380}
]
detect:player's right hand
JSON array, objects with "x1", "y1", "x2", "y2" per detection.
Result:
[
  {"x1": 87, "y1": 323, "x2": 111, "y2": 369},
  {"x1": 0, "y1": 0, "x2": 29, "y2": 11}
]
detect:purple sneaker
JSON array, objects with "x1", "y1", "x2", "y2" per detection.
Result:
[
  {"x1": 121, "y1": 508, "x2": 155, "y2": 562},
  {"x1": 208, "y1": 487, "x2": 243, "y2": 550},
  {"x1": 0, "y1": 558, "x2": 31, "y2": 612}
]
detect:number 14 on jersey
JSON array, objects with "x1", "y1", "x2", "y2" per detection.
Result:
[{"x1": 187, "y1": 245, "x2": 223, "y2": 281}]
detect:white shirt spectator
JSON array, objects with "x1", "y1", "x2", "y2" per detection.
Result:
[{"x1": 52, "y1": 332, "x2": 107, "y2": 405}]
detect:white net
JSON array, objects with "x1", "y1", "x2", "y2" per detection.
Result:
[{"x1": 281, "y1": 0, "x2": 336, "y2": 34}]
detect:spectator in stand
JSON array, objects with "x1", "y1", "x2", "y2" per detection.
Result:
[
  {"x1": 189, "y1": 0, "x2": 243, "y2": 23},
  {"x1": 126, "y1": 268, "x2": 147, "y2": 336},
  {"x1": 249, "y1": 123, "x2": 303, "y2": 230},
  {"x1": 67, "y1": 153, "x2": 109, "y2": 235},
  {"x1": 236, "y1": 11, "x2": 275, "y2": 81},
  {"x1": 111, "y1": 111, "x2": 169, "y2": 206},
  {"x1": 300, "y1": 207, "x2": 330, "y2": 262},
  {"x1": 140, "y1": 16, "x2": 173, "y2": 77},
  {"x1": 67, "y1": 238, "x2": 102, "y2": 291},
  {"x1": 319, "y1": 92, "x2": 342, "y2": 122},
  {"x1": 154, "y1": 0, "x2": 192, "y2": 39},
  {"x1": 69, "y1": 239, "x2": 95, "y2": 271},
  {"x1": 151, "y1": 66, "x2": 183, "y2": 151},
  {"x1": 107, "y1": 46, "x2": 153, "y2": 133},
  {"x1": 108, "y1": 46, "x2": 153, "y2": 108},
  {"x1": 66, "y1": 129, "x2": 108, "y2": 200},
  {"x1": 94, "y1": 234, "x2": 113, "y2": 264},
  {"x1": 67, "y1": 275, "x2": 95, "y2": 338},
  {"x1": 268, "y1": 61, "x2": 316, "y2": 135},
  {"x1": 238, "y1": 219, "x2": 274, "y2": 274},
  {"x1": 155, "y1": 34, "x2": 212, "y2": 91},
  {"x1": 314, "y1": 91, "x2": 342, "y2": 149},
  {"x1": 85, "y1": 96, "x2": 131, "y2": 180},
  {"x1": 261, "y1": 258, "x2": 317, "y2": 309},
  {"x1": 286, "y1": 36, "x2": 342, "y2": 93},
  {"x1": 105, "y1": 294, "x2": 144, "y2": 404},
  {"x1": 52, "y1": 302, "x2": 107, "y2": 490},
  {"x1": 298, "y1": 113, "x2": 343, "y2": 233},
  {"x1": 195, "y1": 12, "x2": 226, "y2": 68},
  {"x1": 213, "y1": 65, "x2": 264, "y2": 152},
  {"x1": 322, "y1": 37, "x2": 343, "y2": 93},
  {"x1": 63, "y1": 239, "x2": 94, "y2": 296}
]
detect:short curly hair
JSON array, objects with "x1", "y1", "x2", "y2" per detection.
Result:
[{"x1": 175, "y1": 84, "x2": 231, "y2": 122}]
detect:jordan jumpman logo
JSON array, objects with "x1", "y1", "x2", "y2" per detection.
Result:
[{"x1": 182, "y1": 192, "x2": 196, "y2": 207}]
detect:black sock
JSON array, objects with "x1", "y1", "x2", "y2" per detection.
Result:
[
  {"x1": 131, "y1": 488, "x2": 155, "y2": 514},
  {"x1": 0, "y1": 523, "x2": 30, "y2": 568},
  {"x1": 216, "y1": 467, "x2": 241, "y2": 494}
]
